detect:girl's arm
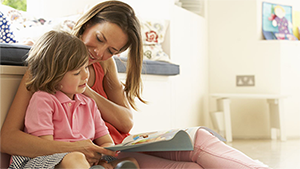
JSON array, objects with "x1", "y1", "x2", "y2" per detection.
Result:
[
  {"x1": 84, "y1": 58, "x2": 134, "y2": 134},
  {"x1": 0, "y1": 71, "x2": 115, "y2": 159}
]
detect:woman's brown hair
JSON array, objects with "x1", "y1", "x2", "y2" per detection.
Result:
[
  {"x1": 72, "y1": 0, "x2": 145, "y2": 109},
  {"x1": 26, "y1": 30, "x2": 89, "y2": 94}
]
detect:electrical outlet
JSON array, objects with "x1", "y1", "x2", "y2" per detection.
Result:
[{"x1": 236, "y1": 75, "x2": 255, "y2": 86}]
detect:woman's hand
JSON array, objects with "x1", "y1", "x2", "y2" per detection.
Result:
[
  {"x1": 72, "y1": 139, "x2": 116, "y2": 165},
  {"x1": 84, "y1": 83, "x2": 133, "y2": 134}
]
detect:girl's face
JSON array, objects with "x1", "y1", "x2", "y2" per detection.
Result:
[
  {"x1": 59, "y1": 62, "x2": 89, "y2": 99},
  {"x1": 81, "y1": 22, "x2": 128, "y2": 65}
]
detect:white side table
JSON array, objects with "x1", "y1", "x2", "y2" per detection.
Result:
[{"x1": 210, "y1": 93, "x2": 287, "y2": 142}]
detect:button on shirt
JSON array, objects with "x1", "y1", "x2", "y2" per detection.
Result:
[{"x1": 25, "y1": 91, "x2": 108, "y2": 142}]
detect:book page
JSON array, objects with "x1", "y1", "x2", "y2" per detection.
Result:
[{"x1": 121, "y1": 129, "x2": 183, "y2": 146}]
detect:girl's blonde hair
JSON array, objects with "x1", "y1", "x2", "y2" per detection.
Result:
[
  {"x1": 26, "y1": 30, "x2": 89, "y2": 94},
  {"x1": 72, "y1": 0, "x2": 145, "y2": 109}
]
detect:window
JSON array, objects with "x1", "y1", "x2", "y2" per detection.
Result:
[{"x1": 2, "y1": 0, "x2": 27, "y2": 11}]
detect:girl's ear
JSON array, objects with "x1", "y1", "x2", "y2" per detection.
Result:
[{"x1": 55, "y1": 84, "x2": 63, "y2": 90}]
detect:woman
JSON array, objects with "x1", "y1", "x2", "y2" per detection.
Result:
[{"x1": 1, "y1": 1, "x2": 270, "y2": 168}]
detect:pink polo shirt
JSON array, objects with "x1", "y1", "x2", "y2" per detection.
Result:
[{"x1": 25, "y1": 91, "x2": 109, "y2": 142}]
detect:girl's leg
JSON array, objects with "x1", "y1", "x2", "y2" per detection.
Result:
[
  {"x1": 118, "y1": 152, "x2": 203, "y2": 169},
  {"x1": 147, "y1": 129, "x2": 271, "y2": 169},
  {"x1": 56, "y1": 152, "x2": 90, "y2": 169}
]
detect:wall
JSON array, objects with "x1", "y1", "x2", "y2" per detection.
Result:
[
  {"x1": 208, "y1": 0, "x2": 300, "y2": 139},
  {"x1": 169, "y1": 5, "x2": 209, "y2": 128}
]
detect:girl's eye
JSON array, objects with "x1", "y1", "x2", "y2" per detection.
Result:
[{"x1": 74, "y1": 71, "x2": 80, "y2": 75}]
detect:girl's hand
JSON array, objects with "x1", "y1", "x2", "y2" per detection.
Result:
[{"x1": 72, "y1": 139, "x2": 116, "y2": 165}]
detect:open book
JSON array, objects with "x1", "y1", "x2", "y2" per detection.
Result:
[{"x1": 105, "y1": 126, "x2": 226, "y2": 152}]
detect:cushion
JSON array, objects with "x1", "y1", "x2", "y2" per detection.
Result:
[
  {"x1": 0, "y1": 43, "x2": 180, "y2": 76},
  {"x1": 140, "y1": 19, "x2": 169, "y2": 45},
  {"x1": 0, "y1": 43, "x2": 30, "y2": 65},
  {"x1": 114, "y1": 56, "x2": 179, "y2": 76},
  {"x1": 0, "y1": 4, "x2": 79, "y2": 43},
  {"x1": 140, "y1": 18, "x2": 170, "y2": 62},
  {"x1": 119, "y1": 18, "x2": 170, "y2": 62},
  {"x1": 0, "y1": 11, "x2": 17, "y2": 44}
]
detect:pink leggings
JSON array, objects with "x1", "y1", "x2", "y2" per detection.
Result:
[{"x1": 118, "y1": 129, "x2": 271, "y2": 169}]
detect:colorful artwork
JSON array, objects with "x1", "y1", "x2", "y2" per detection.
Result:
[{"x1": 262, "y1": 2, "x2": 298, "y2": 40}]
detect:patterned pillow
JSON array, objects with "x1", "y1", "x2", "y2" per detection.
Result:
[
  {"x1": 140, "y1": 18, "x2": 170, "y2": 62},
  {"x1": 143, "y1": 44, "x2": 170, "y2": 62},
  {"x1": 140, "y1": 19, "x2": 169, "y2": 45},
  {"x1": 0, "y1": 11, "x2": 17, "y2": 43},
  {"x1": 118, "y1": 18, "x2": 170, "y2": 62},
  {"x1": 0, "y1": 4, "x2": 42, "y2": 43}
]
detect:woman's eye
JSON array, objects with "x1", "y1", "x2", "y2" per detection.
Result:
[
  {"x1": 108, "y1": 49, "x2": 113, "y2": 55},
  {"x1": 96, "y1": 36, "x2": 102, "y2": 42},
  {"x1": 74, "y1": 71, "x2": 80, "y2": 75}
]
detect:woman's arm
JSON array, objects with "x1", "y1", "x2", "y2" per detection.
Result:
[
  {"x1": 94, "y1": 134, "x2": 115, "y2": 148},
  {"x1": 0, "y1": 71, "x2": 115, "y2": 159},
  {"x1": 85, "y1": 58, "x2": 134, "y2": 134}
]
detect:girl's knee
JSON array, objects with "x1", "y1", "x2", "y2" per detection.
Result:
[
  {"x1": 65, "y1": 152, "x2": 87, "y2": 161},
  {"x1": 57, "y1": 152, "x2": 89, "y2": 168}
]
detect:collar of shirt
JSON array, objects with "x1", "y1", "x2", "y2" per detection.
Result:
[{"x1": 54, "y1": 91, "x2": 87, "y2": 106}]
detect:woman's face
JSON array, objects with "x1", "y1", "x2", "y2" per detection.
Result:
[{"x1": 81, "y1": 22, "x2": 128, "y2": 65}]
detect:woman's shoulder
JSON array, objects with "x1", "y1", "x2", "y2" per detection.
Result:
[{"x1": 100, "y1": 57, "x2": 117, "y2": 74}]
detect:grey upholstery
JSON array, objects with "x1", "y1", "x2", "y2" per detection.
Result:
[
  {"x1": 0, "y1": 43, "x2": 180, "y2": 76},
  {"x1": 0, "y1": 43, "x2": 30, "y2": 66}
]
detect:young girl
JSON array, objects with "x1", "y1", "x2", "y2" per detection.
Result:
[{"x1": 9, "y1": 30, "x2": 138, "y2": 169}]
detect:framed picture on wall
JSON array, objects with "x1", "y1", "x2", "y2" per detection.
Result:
[{"x1": 262, "y1": 2, "x2": 298, "y2": 40}]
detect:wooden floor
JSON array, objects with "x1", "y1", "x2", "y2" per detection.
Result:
[{"x1": 228, "y1": 139, "x2": 300, "y2": 169}]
